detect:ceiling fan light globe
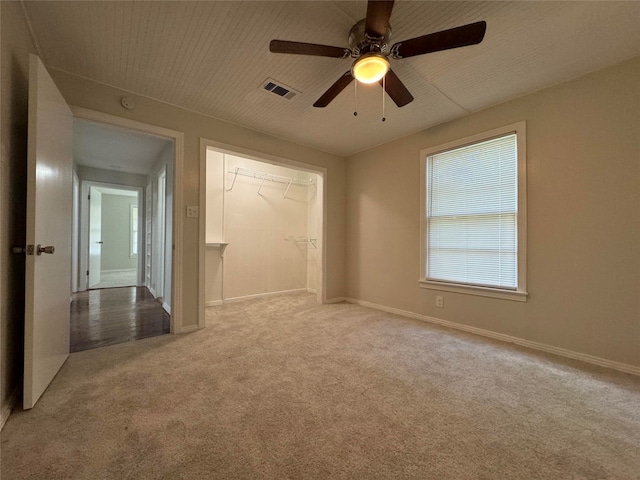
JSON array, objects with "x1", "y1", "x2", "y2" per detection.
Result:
[{"x1": 352, "y1": 54, "x2": 389, "y2": 84}]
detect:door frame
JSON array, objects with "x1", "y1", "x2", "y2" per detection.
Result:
[
  {"x1": 79, "y1": 181, "x2": 143, "y2": 289},
  {"x1": 153, "y1": 166, "x2": 167, "y2": 300},
  {"x1": 198, "y1": 138, "x2": 328, "y2": 329},
  {"x1": 71, "y1": 171, "x2": 80, "y2": 292},
  {"x1": 72, "y1": 106, "x2": 185, "y2": 334}
]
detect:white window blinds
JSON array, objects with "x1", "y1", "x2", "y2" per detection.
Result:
[{"x1": 426, "y1": 133, "x2": 518, "y2": 290}]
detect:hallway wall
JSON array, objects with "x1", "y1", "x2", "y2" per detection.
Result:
[{"x1": 147, "y1": 143, "x2": 174, "y2": 309}]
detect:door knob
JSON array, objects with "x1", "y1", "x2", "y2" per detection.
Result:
[{"x1": 36, "y1": 245, "x2": 55, "y2": 255}]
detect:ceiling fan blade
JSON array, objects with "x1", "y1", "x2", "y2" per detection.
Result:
[
  {"x1": 365, "y1": 0, "x2": 395, "y2": 38},
  {"x1": 380, "y1": 70, "x2": 414, "y2": 107},
  {"x1": 270, "y1": 40, "x2": 350, "y2": 58},
  {"x1": 313, "y1": 72, "x2": 354, "y2": 108},
  {"x1": 391, "y1": 21, "x2": 487, "y2": 59}
]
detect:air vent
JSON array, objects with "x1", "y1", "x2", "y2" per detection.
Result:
[{"x1": 261, "y1": 78, "x2": 300, "y2": 100}]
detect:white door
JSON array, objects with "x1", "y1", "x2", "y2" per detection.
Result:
[
  {"x1": 24, "y1": 55, "x2": 73, "y2": 409},
  {"x1": 88, "y1": 187, "x2": 102, "y2": 288}
]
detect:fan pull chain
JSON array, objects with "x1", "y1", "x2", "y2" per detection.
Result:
[
  {"x1": 382, "y1": 75, "x2": 386, "y2": 122},
  {"x1": 354, "y1": 80, "x2": 358, "y2": 117}
]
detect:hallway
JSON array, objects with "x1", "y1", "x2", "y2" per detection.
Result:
[
  {"x1": 90, "y1": 270, "x2": 137, "y2": 289},
  {"x1": 70, "y1": 287, "x2": 170, "y2": 352}
]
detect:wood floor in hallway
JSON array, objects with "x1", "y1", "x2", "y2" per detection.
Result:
[{"x1": 70, "y1": 287, "x2": 170, "y2": 353}]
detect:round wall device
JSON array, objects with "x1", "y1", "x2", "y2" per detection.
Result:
[{"x1": 121, "y1": 96, "x2": 136, "y2": 110}]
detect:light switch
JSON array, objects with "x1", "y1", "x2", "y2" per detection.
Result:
[{"x1": 186, "y1": 206, "x2": 199, "y2": 218}]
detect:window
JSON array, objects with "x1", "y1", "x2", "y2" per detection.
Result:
[
  {"x1": 420, "y1": 122, "x2": 527, "y2": 301},
  {"x1": 130, "y1": 204, "x2": 138, "y2": 257}
]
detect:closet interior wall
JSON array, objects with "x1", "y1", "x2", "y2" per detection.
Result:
[{"x1": 205, "y1": 149, "x2": 321, "y2": 304}]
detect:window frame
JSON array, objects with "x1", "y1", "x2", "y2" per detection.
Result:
[{"x1": 419, "y1": 122, "x2": 528, "y2": 301}]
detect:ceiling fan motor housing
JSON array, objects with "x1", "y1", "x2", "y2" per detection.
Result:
[{"x1": 349, "y1": 19, "x2": 392, "y2": 57}]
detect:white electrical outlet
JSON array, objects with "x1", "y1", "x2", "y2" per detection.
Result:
[
  {"x1": 186, "y1": 206, "x2": 199, "y2": 218},
  {"x1": 436, "y1": 295, "x2": 444, "y2": 308}
]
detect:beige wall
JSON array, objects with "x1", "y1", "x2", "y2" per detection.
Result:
[
  {"x1": 205, "y1": 149, "x2": 224, "y2": 244},
  {"x1": 1, "y1": 1, "x2": 36, "y2": 425},
  {"x1": 307, "y1": 178, "x2": 321, "y2": 292},
  {"x1": 50, "y1": 68, "x2": 347, "y2": 329},
  {"x1": 204, "y1": 149, "x2": 224, "y2": 305},
  {"x1": 345, "y1": 56, "x2": 640, "y2": 368}
]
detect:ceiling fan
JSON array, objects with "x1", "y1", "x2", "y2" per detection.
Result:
[{"x1": 269, "y1": 0, "x2": 486, "y2": 108}]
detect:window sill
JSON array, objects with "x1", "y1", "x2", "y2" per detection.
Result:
[{"x1": 419, "y1": 280, "x2": 528, "y2": 302}]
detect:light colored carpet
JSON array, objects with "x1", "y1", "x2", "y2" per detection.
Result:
[
  {"x1": 91, "y1": 270, "x2": 137, "y2": 289},
  {"x1": 2, "y1": 293, "x2": 639, "y2": 479}
]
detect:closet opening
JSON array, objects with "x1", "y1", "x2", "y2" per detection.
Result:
[{"x1": 199, "y1": 143, "x2": 325, "y2": 325}]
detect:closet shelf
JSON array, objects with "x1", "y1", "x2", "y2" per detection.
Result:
[
  {"x1": 226, "y1": 166, "x2": 316, "y2": 198},
  {"x1": 205, "y1": 242, "x2": 229, "y2": 256},
  {"x1": 285, "y1": 236, "x2": 318, "y2": 249}
]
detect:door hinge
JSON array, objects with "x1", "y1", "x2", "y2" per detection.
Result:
[
  {"x1": 88, "y1": 194, "x2": 91, "y2": 200},
  {"x1": 86, "y1": 270, "x2": 89, "y2": 276}
]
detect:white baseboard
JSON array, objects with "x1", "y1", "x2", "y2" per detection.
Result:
[
  {"x1": 162, "y1": 302, "x2": 171, "y2": 315},
  {"x1": 223, "y1": 288, "x2": 308, "y2": 304},
  {"x1": 324, "y1": 296, "x2": 347, "y2": 304},
  {"x1": 307, "y1": 288, "x2": 317, "y2": 294},
  {"x1": 178, "y1": 324, "x2": 199, "y2": 333},
  {"x1": 206, "y1": 290, "x2": 318, "y2": 308},
  {"x1": 1, "y1": 387, "x2": 19, "y2": 431},
  {"x1": 346, "y1": 298, "x2": 640, "y2": 376},
  {"x1": 148, "y1": 287, "x2": 157, "y2": 298}
]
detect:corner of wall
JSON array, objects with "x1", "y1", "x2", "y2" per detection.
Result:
[{"x1": 0, "y1": 385, "x2": 19, "y2": 431}]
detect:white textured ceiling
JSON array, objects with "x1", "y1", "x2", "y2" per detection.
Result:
[
  {"x1": 74, "y1": 119, "x2": 172, "y2": 175},
  {"x1": 25, "y1": 1, "x2": 640, "y2": 157}
]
